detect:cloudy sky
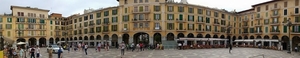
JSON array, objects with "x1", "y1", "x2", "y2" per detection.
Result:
[{"x1": 0, "y1": 0, "x2": 270, "y2": 17}]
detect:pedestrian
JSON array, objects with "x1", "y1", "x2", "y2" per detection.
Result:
[
  {"x1": 36, "y1": 46, "x2": 41, "y2": 58},
  {"x1": 229, "y1": 44, "x2": 232, "y2": 53},
  {"x1": 29, "y1": 46, "x2": 36, "y2": 58},
  {"x1": 84, "y1": 44, "x2": 88, "y2": 55},
  {"x1": 136, "y1": 44, "x2": 140, "y2": 52},
  {"x1": 48, "y1": 46, "x2": 53, "y2": 58},
  {"x1": 178, "y1": 43, "x2": 182, "y2": 50},
  {"x1": 57, "y1": 47, "x2": 63, "y2": 58},
  {"x1": 119, "y1": 42, "x2": 125, "y2": 56},
  {"x1": 78, "y1": 43, "x2": 81, "y2": 51},
  {"x1": 97, "y1": 42, "x2": 101, "y2": 52},
  {"x1": 131, "y1": 43, "x2": 135, "y2": 52},
  {"x1": 18, "y1": 47, "x2": 24, "y2": 58}
]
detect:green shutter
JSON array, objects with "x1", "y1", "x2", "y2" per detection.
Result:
[
  {"x1": 192, "y1": 16, "x2": 194, "y2": 21},
  {"x1": 179, "y1": 14, "x2": 183, "y2": 20},
  {"x1": 298, "y1": 26, "x2": 300, "y2": 32},
  {"x1": 159, "y1": 14, "x2": 161, "y2": 20},
  {"x1": 116, "y1": 17, "x2": 118, "y2": 22},
  {"x1": 188, "y1": 15, "x2": 190, "y2": 21},
  {"x1": 284, "y1": 26, "x2": 287, "y2": 33},
  {"x1": 292, "y1": 26, "x2": 294, "y2": 32}
]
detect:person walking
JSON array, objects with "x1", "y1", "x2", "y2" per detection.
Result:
[
  {"x1": 57, "y1": 47, "x2": 63, "y2": 58},
  {"x1": 119, "y1": 42, "x2": 125, "y2": 57},
  {"x1": 131, "y1": 43, "x2": 135, "y2": 52},
  {"x1": 29, "y1": 46, "x2": 36, "y2": 58},
  {"x1": 229, "y1": 44, "x2": 232, "y2": 53},
  {"x1": 97, "y1": 42, "x2": 101, "y2": 52},
  {"x1": 84, "y1": 44, "x2": 88, "y2": 55},
  {"x1": 48, "y1": 46, "x2": 53, "y2": 58},
  {"x1": 18, "y1": 47, "x2": 24, "y2": 58},
  {"x1": 36, "y1": 46, "x2": 41, "y2": 58}
]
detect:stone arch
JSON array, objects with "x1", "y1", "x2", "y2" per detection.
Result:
[
  {"x1": 55, "y1": 37, "x2": 59, "y2": 43},
  {"x1": 74, "y1": 37, "x2": 78, "y2": 40},
  {"x1": 292, "y1": 36, "x2": 300, "y2": 51},
  {"x1": 79, "y1": 36, "x2": 83, "y2": 40},
  {"x1": 90, "y1": 35, "x2": 95, "y2": 46},
  {"x1": 264, "y1": 35, "x2": 269, "y2": 39},
  {"x1": 196, "y1": 34, "x2": 203, "y2": 38},
  {"x1": 177, "y1": 33, "x2": 185, "y2": 39},
  {"x1": 104, "y1": 34, "x2": 109, "y2": 40},
  {"x1": 90, "y1": 35, "x2": 95, "y2": 40},
  {"x1": 66, "y1": 38, "x2": 69, "y2": 41},
  {"x1": 256, "y1": 35, "x2": 262, "y2": 39},
  {"x1": 187, "y1": 33, "x2": 194, "y2": 38},
  {"x1": 153, "y1": 33, "x2": 162, "y2": 43},
  {"x1": 122, "y1": 33, "x2": 130, "y2": 44},
  {"x1": 70, "y1": 37, "x2": 73, "y2": 41},
  {"x1": 39, "y1": 37, "x2": 46, "y2": 47},
  {"x1": 232, "y1": 36, "x2": 236, "y2": 41},
  {"x1": 166, "y1": 33, "x2": 175, "y2": 41},
  {"x1": 112, "y1": 34, "x2": 118, "y2": 47},
  {"x1": 16, "y1": 38, "x2": 26, "y2": 43},
  {"x1": 133, "y1": 32, "x2": 149, "y2": 44},
  {"x1": 220, "y1": 35, "x2": 225, "y2": 39},
  {"x1": 238, "y1": 36, "x2": 242, "y2": 39},
  {"x1": 205, "y1": 34, "x2": 211, "y2": 38},
  {"x1": 96, "y1": 35, "x2": 101, "y2": 40},
  {"x1": 29, "y1": 37, "x2": 36, "y2": 46},
  {"x1": 84, "y1": 36, "x2": 88, "y2": 40},
  {"x1": 281, "y1": 35, "x2": 289, "y2": 50},
  {"x1": 272, "y1": 35, "x2": 279, "y2": 40},
  {"x1": 250, "y1": 35, "x2": 254, "y2": 39},
  {"x1": 213, "y1": 34, "x2": 218, "y2": 38},
  {"x1": 49, "y1": 38, "x2": 54, "y2": 45},
  {"x1": 61, "y1": 38, "x2": 65, "y2": 41},
  {"x1": 244, "y1": 36, "x2": 248, "y2": 39}
]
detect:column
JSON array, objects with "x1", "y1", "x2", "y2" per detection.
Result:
[
  {"x1": 279, "y1": 41, "x2": 282, "y2": 50},
  {"x1": 202, "y1": 41, "x2": 206, "y2": 45},
  {"x1": 129, "y1": 37, "x2": 133, "y2": 43},
  {"x1": 248, "y1": 42, "x2": 250, "y2": 45},
  {"x1": 210, "y1": 41, "x2": 213, "y2": 45},
  {"x1": 269, "y1": 41, "x2": 272, "y2": 47},
  {"x1": 224, "y1": 40, "x2": 227, "y2": 47},
  {"x1": 149, "y1": 37, "x2": 153, "y2": 45},
  {"x1": 118, "y1": 37, "x2": 122, "y2": 44},
  {"x1": 162, "y1": 36, "x2": 166, "y2": 41},
  {"x1": 254, "y1": 41, "x2": 257, "y2": 46},
  {"x1": 46, "y1": 40, "x2": 49, "y2": 46},
  {"x1": 184, "y1": 40, "x2": 188, "y2": 45},
  {"x1": 218, "y1": 41, "x2": 220, "y2": 45},
  {"x1": 36, "y1": 41, "x2": 39, "y2": 46},
  {"x1": 54, "y1": 40, "x2": 56, "y2": 44}
]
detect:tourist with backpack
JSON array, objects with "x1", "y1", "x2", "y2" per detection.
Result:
[{"x1": 57, "y1": 47, "x2": 63, "y2": 58}]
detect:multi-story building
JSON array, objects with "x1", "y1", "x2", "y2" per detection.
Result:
[
  {"x1": 0, "y1": 0, "x2": 299, "y2": 49},
  {"x1": 238, "y1": 0, "x2": 300, "y2": 50}
]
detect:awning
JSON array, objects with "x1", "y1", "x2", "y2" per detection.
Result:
[
  {"x1": 234, "y1": 39, "x2": 279, "y2": 42},
  {"x1": 178, "y1": 38, "x2": 228, "y2": 41},
  {"x1": 3, "y1": 37, "x2": 15, "y2": 44}
]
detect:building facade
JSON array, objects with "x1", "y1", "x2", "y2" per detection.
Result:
[{"x1": 0, "y1": 0, "x2": 299, "y2": 49}]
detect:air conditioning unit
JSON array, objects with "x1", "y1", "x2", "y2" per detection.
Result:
[{"x1": 123, "y1": 28, "x2": 127, "y2": 30}]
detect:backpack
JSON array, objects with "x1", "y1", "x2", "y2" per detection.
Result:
[{"x1": 31, "y1": 48, "x2": 35, "y2": 53}]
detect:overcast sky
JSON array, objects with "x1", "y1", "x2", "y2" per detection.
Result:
[{"x1": 0, "y1": 0, "x2": 270, "y2": 17}]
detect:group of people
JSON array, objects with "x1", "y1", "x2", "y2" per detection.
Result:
[
  {"x1": 95, "y1": 42, "x2": 110, "y2": 52},
  {"x1": 4, "y1": 45, "x2": 41, "y2": 58}
]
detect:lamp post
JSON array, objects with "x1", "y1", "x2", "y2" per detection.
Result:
[
  {"x1": 283, "y1": 18, "x2": 293, "y2": 53},
  {"x1": 226, "y1": 25, "x2": 232, "y2": 47},
  {"x1": 0, "y1": 34, "x2": 3, "y2": 50}
]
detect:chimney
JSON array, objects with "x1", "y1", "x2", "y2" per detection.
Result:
[{"x1": 180, "y1": 0, "x2": 188, "y2": 4}]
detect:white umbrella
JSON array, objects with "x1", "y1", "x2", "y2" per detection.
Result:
[{"x1": 17, "y1": 42, "x2": 26, "y2": 45}]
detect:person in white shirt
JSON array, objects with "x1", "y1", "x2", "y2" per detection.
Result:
[
  {"x1": 36, "y1": 46, "x2": 41, "y2": 58},
  {"x1": 178, "y1": 43, "x2": 182, "y2": 50},
  {"x1": 97, "y1": 42, "x2": 101, "y2": 52},
  {"x1": 119, "y1": 42, "x2": 125, "y2": 56},
  {"x1": 84, "y1": 44, "x2": 88, "y2": 55}
]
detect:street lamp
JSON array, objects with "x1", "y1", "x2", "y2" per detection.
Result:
[
  {"x1": 0, "y1": 34, "x2": 3, "y2": 50},
  {"x1": 283, "y1": 18, "x2": 293, "y2": 53},
  {"x1": 226, "y1": 25, "x2": 232, "y2": 47}
]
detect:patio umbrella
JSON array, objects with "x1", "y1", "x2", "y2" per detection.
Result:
[
  {"x1": 17, "y1": 42, "x2": 26, "y2": 45},
  {"x1": 2, "y1": 37, "x2": 14, "y2": 44}
]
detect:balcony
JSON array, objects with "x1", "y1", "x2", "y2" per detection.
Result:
[
  {"x1": 270, "y1": 30, "x2": 280, "y2": 34},
  {"x1": 122, "y1": 28, "x2": 129, "y2": 33},
  {"x1": 0, "y1": 28, "x2": 3, "y2": 31},
  {"x1": 132, "y1": 10, "x2": 150, "y2": 14},
  {"x1": 255, "y1": 16, "x2": 262, "y2": 20},
  {"x1": 16, "y1": 21, "x2": 27, "y2": 24},
  {"x1": 176, "y1": 19, "x2": 186, "y2": 23},
  {"x1": 55, "y1": 34, "x2": 61, "y2": 37},
  {"x1": 196, "y1": 29, "x2": 205, "y2": 33},
  {"x1": 102, "y1": 22, "x2": 110, "y2": 26},
  {"x1": 102, "y1": 30, "x2": 109, "y2": 34},
  {"x1": 291, "y1": 31, "x2": 300, "y2": 35},
  {"x1": 290, "y1": 12, "x2": 300, "y2": 16},
  {"x1": 254, "y1": 30, "x2": 263, "y2": 35},
  {"x1": 213, "y1": 22, "x2": 220, "y2": 26},
  {"x1": 255, "y1": 24, "x2": 262, "y2": 27},
  {"x1": 16, "y1": 35, "x2": 47, "y2": 38},
  {"x1": 55, "y1": 29, "x2": 61, "y2": 31},
  {"x1": 269, "y1": 22, "x2": 280, "y2": 25},
  {"x1": 271, "y1": 7, "x2": 280, "y2": 11},
  {"x1": 89, "y1": 32, "x2": 95, "y2": 35},
  {"x1": 89, "y1": 23, "x2": 95, "y2": 27},
  {"x1": 176, "y1": 28, "x2": 186, "y2": 32},
  {"x1": 271, "y1": 13, "x2": 280, "y2": 18},
  {"x1": 243, "y1": 25, "x2": 248, "y2": 28},
  {"x1": 132, "y1": 19, "x2": 150, "y2": 22},
  {"x1": 153, "y1": 26, "x2": 162, "y2": 32},
  {"x1": 243, "y1": 19, "x2": 249, "y2": 22},
  {"x1": 212, "y1": 31, "x2": 220, "y2": 34},
  {"x1": 242, "y1": 32, "x2": 249, "y2": 35},
  {"x1": 196, "y1": 20, "x2": 205, "y2": 24}
]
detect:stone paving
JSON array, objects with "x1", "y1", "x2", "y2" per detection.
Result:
[{"x1": 32, "y1": 48, "x2": 300, "y2": 58}]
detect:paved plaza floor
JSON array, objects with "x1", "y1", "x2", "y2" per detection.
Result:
[{"x1": 34, "y1": 48, "x2": 299, "y2": 58}]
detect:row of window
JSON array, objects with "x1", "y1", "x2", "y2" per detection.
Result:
[
  {"x1": 4, "y1": 31, "x2": 46, "y2": 37},
  {"x1": 256, "y1": 0, "x2": 300, "y2": 12},
  {"x1": 17, "y1": 12, "x2": 46, "y2": 18},
  {"x1": 243, "y1": 26, "x2": 300, "y2": 33}
]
